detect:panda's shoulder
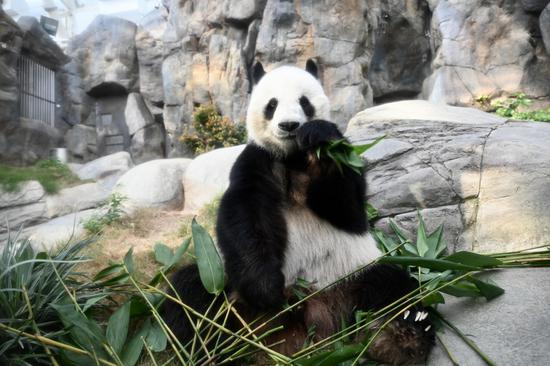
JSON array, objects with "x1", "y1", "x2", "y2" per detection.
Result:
[{"x1": 229, "y1": 143, "x2": 275, "y2": 181}]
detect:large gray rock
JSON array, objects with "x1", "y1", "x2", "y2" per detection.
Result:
[
  {"x1": 0, "y1": 181, "x2": 45, "y2": 209},
  {"x1": 0, "y1": 9, "x2": 23, "y2": 124},
  {"x1": 521, "y1": 0, "x2": 550, "y2": 12},
  {"x1": 17, "y1": 17, "x2": 69, "y2": 68},
  {"x1": 423, "y1": 0, "x2": 550, "y2": 105},
  {"x1": 541, "y1": 4, "x2": 550, "y2": 54},
  {"x1": 65, "y1": 124, "x2": 98, "y2": 161},
  {"x1": 183, "y1": 145, "x2": 245, "y2": 213},
  {"x1": 136, "y1": 8, "x2": 167, "y2": 105},
  {"x1": 427, "y1": 269, "x2": 550, "y2": 366},
  {"x1": 45, "y1": 182, "x2": 110, "y2": 219},
  {"x1": 66, "y1": 15, "x2": 138, "y2": 95},
  {"x1": 346, "y1": 100, "x2": 550, "y2": 254},
  {"x1": 113, "y1": 158, "x2": 192, "y2": 213},
  {"x1": 75, "y1": 152, "x2": 134, "y2": 189}
]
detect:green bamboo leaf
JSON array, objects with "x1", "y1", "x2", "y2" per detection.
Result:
[
  {"x1": 124, "y1": 248, "x2": 135, "y2": 274},
  {"x1": 169, "y1": 237, "x2": 191, "y2": 267},
  {"x1": 430, "y1": 225, "x2": 447, "y2": 257},
  {"x1": 422, "y1": 291, "x2": 445, "y2": 306},
  {"x1": 192, "y1": 218, "x2": 225, "y2": 295},
  {"x1": 372, "y1": 229, "x2": 398, "y2": 255},
  {"x1": 146, "y1": 321, "x2": 167, "y2": 352},
  {"x1": 378, "y1": 256, "x2": 480, "y2": 271},
  {"x1": 154, "y1": 243, "x2": 173, "y2": 266},
  {"x1": 389, "y1": 219, "x2": 409, "y2": 244},
  {"x1": 440, "y1": 282, "x2": 481, "y2": 298},
  {"x1": 295, "y1": 343, "x2": 364, "y2": 366},
  {"x1": 416, "y1": 213, "x2": 429, "y2": 257},
  {"x1": 469, "y1": 277, "x2": 505, "y2": 300},
  {"x1": 444, "y1": 252, "x2": 502, "y2": 268},
  {"x1": 93, "y1": 264, "x2": 123, "y2": 281},
  {"x1": 352, "y1": 135, "x2": 386, "y2": 155},
  {"x1": 106, "y1": 301, "x2": 131, "y2": 354},
  {"x1": 121, "y1": 318, "x2": 152, "y2": 366}
]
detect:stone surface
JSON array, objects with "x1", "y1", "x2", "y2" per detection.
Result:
[
  {"x1": 113, "y1": 158, "x2": 191, "y2": 213},
  {"x1": 45, "y1": 182, "x2": 110, "y2": 219},
  {"x1": 521, "y1": 0, "x2": 550, "y2": 12},
  {"x1": 426, "y1": 269, "x2": 550, "y2": 366},
  {"x1": 23, "y1": 208, "x2": 99, "y2": 252},
  {"x1": 136, "y1": 8, "x2": 167, "y2": 106},
  {"x1": 0, "y1": 8, "x2": 23, "y2": 124},
  {"x1": 542, "y1": 4, "x2": 550, "y2": 53},
  {"x1": 346, "y1": 100, "x2": 550, "y2": 254},
  {"x1": 17, "y1": 16, "x2": 69, "y2": 68},
  {"x1": 423, "y1": 0, "x2": 550, "y2": 105},
  {"x1": 66, "y1": 15, "x2": 138, "y2": 95},
  {"x1": 129, "y1": 123, "x2": 165, "y2": 164},
  {"x1": 0, "y1": 181, "x2": 45, "y2": 209},
  {"x1": 75, "y1": 151, "x2": 134, "y2": 183},
  {"x1": 65, "y1": 124, "x2": 98, "y2": 161},
  {"x1": 183, "y1": 145, "x2": 245, "y2": 213}
]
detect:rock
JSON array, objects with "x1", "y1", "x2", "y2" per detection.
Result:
[
  {"x1": 113, "y1": 158, "x2": 192, "y2": 212},
  {"x1": 75, "y1": 151, "x2": 134, "y2": 186},
  {"x1": 223, "y1": 0, "x2": 262, "y2": 25},
  {"x1": 346, "y1": 100, "x2": 550, "y2": 254},
  {"x1": 125, "y1": 92, "x2": 156, "y2": 135},
  {"x1": 521, "y1": 0, "x2": 550, "y2": 12},
  {"x1": 66, "y1": 15, "x2": 138, "y2": 95},
  {"x1": 0, "y1": 8, "x2": 23, "y2": 124},
  {"x1": 23, "y1": 209, "x2": 99, "y2": 252},
  {"x1": 541, "y1": 4, "x2": 550, "y2": 53},
  {"x1": 129, "y1": 123, "x2": 165, "y2": 164},
  {"x1": 17, "y1": 16, "x2": 69, "y2": 67},
  {"x1": 427, "y1": 269, "x2": 550, "y2": 366},
  {"x1": 423, "y1": 1, "x2": 550, "y2": 105},
  {"x1": 0, "y1": 201, "x2": 47, "y2": 234},
  {"x1": 183, "y1": 145, "x2": 245, "y2": 213},
  {"x1": 0, "y1": 181, "x2": 45, "y2": 209},
  {"x1": 65, "y1": 124, "x2": 98, "y2": 161},
  {"x1": 136, "y1": 8, "x2": 167, "y2": 105},
  {"x1": 45, "y1": 182, "x2": 110, "y2": 219}
]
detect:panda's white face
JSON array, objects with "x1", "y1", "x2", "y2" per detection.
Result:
[{"x1": 246, "y1": 65, "x2": 330, "y2": 155}]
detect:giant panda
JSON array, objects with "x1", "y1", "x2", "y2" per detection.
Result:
[{"x1": 163, "y1": 60, "x2": 434, "y2": 365}]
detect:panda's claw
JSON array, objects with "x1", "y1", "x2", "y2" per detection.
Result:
[
  {"x1": 415, "y1": 311, "x2": 422, "y2": 322},
  {"x1": 425, "y1": 325, "x2": 431, "y2": 332},
  {"x1": 403, "y1": 309, "x2": 410, "y2": 320}
]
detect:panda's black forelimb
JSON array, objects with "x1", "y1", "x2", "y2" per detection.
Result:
[{"x1": 216, "y1": 144, "x2": 288, "y2": 311}]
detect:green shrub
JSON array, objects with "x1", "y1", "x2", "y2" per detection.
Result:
[
  {"x1": 0, "y1": 159, "x2": 82, "y2": 194},
  {"x1": 180, "y1": 104, "x2": 247, "y2": 155},
  {"x1": 83, "y1": 194, "x2": 126, "y2": 234},
  {"x1": 480, "y1": 92, "x2": 550, "y2": 122}
]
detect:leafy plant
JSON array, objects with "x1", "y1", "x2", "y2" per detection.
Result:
[
  {"x1": 180, "y1": 104, "x2": 247, "y2": 155},
  {"x1": 316, "y1": 135, "x2": 385, "y2": 175},
  {"x1": 484, "y1": 92, "x2": 550, "y2": 122},
  {"x1": 83, "y1": 194, "x2": 126, "y2": 234},
  {"x1": 0, "y1": 159, "x2": 83, "y2": 194}
]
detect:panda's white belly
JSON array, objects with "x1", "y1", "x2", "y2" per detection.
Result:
[{"x1": 282, "y1": 207, "x2": 381, "y2": 289}]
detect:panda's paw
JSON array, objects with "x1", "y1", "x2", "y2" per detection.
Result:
[
  {"x1": 238, "y1": 272, "x2": 286, "y2": 311},
  {"x1": 296, "y1": 120, "x2": 343, "y2": 150},
  {"x1": 368, "y1": 307, "x2": 435, "y2": 365}
]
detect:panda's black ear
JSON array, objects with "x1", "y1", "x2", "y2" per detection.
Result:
[
  {"x1": 251, "y1": 61, "x2": 266, "y2": 85},
  {"x1": 305, "y1": 59, "x2": 319, "y2": 79}
]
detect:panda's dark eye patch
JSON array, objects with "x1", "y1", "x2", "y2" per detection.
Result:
[
  {"x1": 299, "y1": 96, "x2": 315, "y2": 118},
  {"x1": 264, "y1": 98, "x2": 278, "y2": 120}
]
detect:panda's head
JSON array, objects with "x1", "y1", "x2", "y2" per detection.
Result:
[{"x1": 246, "y1": 60, "x2": 330, "y2": 156}]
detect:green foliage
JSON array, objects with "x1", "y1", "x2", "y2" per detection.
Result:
[
  {"x1": 477, "y1": 92, "x2": 550, "y2": 122},
  {"x1": 317, "y1": 135, "x2": 385, "y2": 175},
  {"x1": 180, "y1": 104, "x2": 247, "y2": 155},
  {"x1": 83, "y1": 194, "x2": 126, "y2": 234},
  {"x1": 0, "y1": 159, "x2": 82, "y2": 194},
  {"x1": 191, "y1": 218, "x2": 225, "y2": 295}
]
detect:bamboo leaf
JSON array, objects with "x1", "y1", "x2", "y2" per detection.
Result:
[
  {"x1": 352, "y1": 135, "x2": 386, "y2": 155},
  {"x1": 106, "y1": 300, "x2": 131, "y2": 354},
  {"x1": 469, "y1": 277, "x2": 505, "y2": 300},
  {"x1": 440, "y1": 282, "x2": 481, "y2": 298},
  {"x1": 389, "y1": 219, "x2": 409, "y2": 244},
  {"x1": 416, "y1": 213, "x2": 430, "y2": 257},
  {"x1": 153, "y1": 243, "x2": 173, "y2": 266},
  {"x1": 146, "y1": 321, "x2": 167, "y2": 352},
  {"x1": 444, "y1": 252, "x2": 502, "y2": 268},
  {"x1": 93, "y1": 264, "x2": 123, "y2": 281},
  {"x1": 124, "y1": 248, "x2": 135, "y2": 275},
  {"x1": 422, "y1": 291, "x2": 445, "y2": 306},
  {"x1": 121, "y1": 318, "x2": 152, "y2": 366},
  {"x1": 378, "y1": 256, "x2": 481, "y2": 271},
  {"x1": 295, "y1": 343, "x2": 364, "y2": 366},
  {"x1": 192, "y1": 218, "x2": 225, "y2": 295}
]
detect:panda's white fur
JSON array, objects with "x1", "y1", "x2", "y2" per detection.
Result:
[
  {"x1": 246, "y1": 64, "x2": 381, "y2": 289},
  {"x1": 246, "y1": 66, "x2": 331, "y2": 155}
]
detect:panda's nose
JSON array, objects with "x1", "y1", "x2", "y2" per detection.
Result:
[{"x1": 278, "y1": 121, "x2": 300, "y2": 132}]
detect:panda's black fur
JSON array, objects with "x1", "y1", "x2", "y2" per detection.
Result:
[{"x1": 162, "y1": 60, "x2": 434, "y2": 365}]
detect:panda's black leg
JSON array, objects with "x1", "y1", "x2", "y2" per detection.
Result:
[
  {"x1": 351, "y1": 264, "x2": 435, "y2": 365},
  {"x1": 161, "y1": 264, "x2": 223, "y2": 346}
]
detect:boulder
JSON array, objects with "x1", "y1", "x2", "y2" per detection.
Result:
[
  {"x1": 65, "y1": 124, "x2": 98, "y2": 161},
  {"x1": 45, "y1": 182, "x2": 110, "y2": 218},
  {"x1": 183, "y1": 145, "x2": 245, "y2": 213},
  {"x1": 427, "y1": 269, "x2": 550, "y2": 365},
  {"x1": 23, "y1": 208, "x2": 99, "y2": 252},
  {"x1": 0, "y1": 8, "x2": 23, "y2": 124},
  {"x1": 422, "y1": 0, "x2": 550, "y2": 105},
  {"x1": 17, "y1": 16, "x2": 69, "y2": 68},
  {"x1": 0, "y1": 181, "x2": 45, "y2": 209},
  {"x1": 75, "y1": 152, "x2": 134, "y2": 189},
  {"x1": 521, "y1": 0, "x2": 550, "y2": 12},
  {"x1": 346, "y1": 100, "x2": 550, "y2": 254},
  {"x1": 135, "y1": 8, "x2": 167, "y2": 105},
  {"x1": 113, "y1": 158, "x2": 192, "y2": 213},
  {"x1": 66, "y1": 15, "x2": 138, "y2": 95},
  {"x1": 541, "y1": 4, "x2": 550, "y2": 53}
]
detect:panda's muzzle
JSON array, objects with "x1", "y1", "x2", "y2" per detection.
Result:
[{"x1": 278, "y1": 121, "x2": 300, "y2": 133}]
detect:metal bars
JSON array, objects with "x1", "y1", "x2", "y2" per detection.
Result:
[{"x1": 17, "y1": 55, "x2": 56, "y2": 127}]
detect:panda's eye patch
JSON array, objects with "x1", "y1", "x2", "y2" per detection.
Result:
[
  {"x1": 264, "y1": 98, "x2": 278, "y2": 120},
  {"x1": 299, "y1": 96, "x2": 315, "y2": 118}
]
